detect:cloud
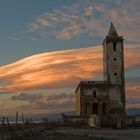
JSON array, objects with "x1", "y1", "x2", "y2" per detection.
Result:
[
  {"x1": 10, "y1": 82, "x2": 140, "y2": 114},
  {"x1": 9, "y1": 36, "x2": 20, "y2": 41},
  {"x1": 21, "y1": 0, "x2": 140, "y2": 42},
  {"x1": 46, "y1": 93, "x2": 74, "y2": 102},
  {"x1": 126, "y1": 83, "x2": 140, "y2": 108},
  {"x1": 0, "y1": 44, "x2": 139, "y2": 91},
  {"x1": 3, "y1": 43, "x2": 140, "y2": 113},
  {"x1": 0, "y1": 90, "x2": 14, "y2": 94},
  {"x1": 126, "y1": 76, "x2": 140, "y2": 84},
  {"x1": 14, "y1": 92, "x2": 75, "y2": 114},
  {"x1": 124, "y1": 45, "x2": 140, "y2": 69},
  {"x1": 127, "y1": 97, "x2": 140, "y2": 105},
  {"x1": 11, "y1": 93, "x2": 43, "y2": 102},
  {"x1": 0, "y1": 46, "x2": 102, "y2": 91},
  {"x1": 40, "y1": 93, "x2": 75, "y2": 110}
]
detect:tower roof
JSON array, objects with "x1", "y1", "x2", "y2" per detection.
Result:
[{"x1": 108, "y1": 22, "x2": 119, "y2": 37}]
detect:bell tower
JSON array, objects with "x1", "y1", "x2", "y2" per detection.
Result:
[
  {"x1": 103, "y1": 23, "x2": 125, "y2": 124},
  {"x1": 103, "y1": 22, "x2": 125, "y2": 85}
]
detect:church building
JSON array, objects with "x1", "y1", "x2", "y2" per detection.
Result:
[{"x1": 75, "y1": 23, "x2": 125, "y2": 127}]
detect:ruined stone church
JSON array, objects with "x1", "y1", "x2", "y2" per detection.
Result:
[{"x1": 75, "y1": 23, "x2": 125, "y2": 127}]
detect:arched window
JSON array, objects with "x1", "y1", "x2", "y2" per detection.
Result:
[
  {"x1": 102, "y1": 103, "x2": 107, "y2": 114},
  {"x1": 92, "y1": 103, "x2": 98, "y2": 114}
]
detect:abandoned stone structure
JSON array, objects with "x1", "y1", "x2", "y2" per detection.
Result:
[{"x1": 75, "y1": 23, "x2": 125, "y2": 128}]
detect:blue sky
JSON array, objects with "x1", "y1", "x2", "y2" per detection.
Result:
[
  {"x1": 0, "y1": 0, "x2": 140, "y2": 116},
  {"x1": 2, "y1": 0, "x2": 140, "y2": 65},
  {"x1": 0, "y1": 0, "x2": 97, "y2": 65}
]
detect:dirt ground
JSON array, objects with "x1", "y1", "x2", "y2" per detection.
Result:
[
  {"x1": 0, "y1": 127, "x2": 140, "y2": 140},
  {"x1": 51, "y1": 127, "x2": 140, "y2": 140}
]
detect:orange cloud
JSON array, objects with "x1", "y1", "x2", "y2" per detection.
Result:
[
  {"x1": 126, "y1": 83, "x2": 140, "y2": 108},
  {"x1": 124, "y1": 45, "x2": 140, "y2": 69},
  {"x1": 0, "y1": 46, "x2": 102, "y2": 91},
  {"x1": 10, "y1": 92, "x2": 75, "y2": 115},
  {"x1": 0, "y1": 44, "x2": 139, "y2": 91}
]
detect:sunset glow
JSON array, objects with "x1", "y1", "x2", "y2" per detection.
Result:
[{"x1": 0, "y1": 0, "x2": 139, "y2": 116}]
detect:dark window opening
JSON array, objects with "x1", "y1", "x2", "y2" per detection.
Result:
[
  {"x1": 93, "y1": 90, "x2": 96, "y2": 97},
  {"x1": 113, "y1": 42, "x2": 116, "y2": 51},
  {"x1": 92, "y1": 103, "x2": 98, "y2": 114},
  {"x1": 102, "y1": 103, "x2": 107, "y2": 114},
  {"x1": 114, "y1": 58, "x2": 117, "y2": 61},
  {"x1": 114, "y1": 72, "x2": 117, "y2": 76}
]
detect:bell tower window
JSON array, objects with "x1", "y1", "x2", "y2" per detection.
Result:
[
  {"x1": 114, "y1": 72, "x2": 117, "y2": 76},
  {"x1": 113, "y1": 42, "x2": 116, "y2": 51},
  {"x1": 114, "y1": 58, "x2": 117, "y2": 61}
]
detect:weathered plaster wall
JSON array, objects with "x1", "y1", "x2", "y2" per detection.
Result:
[
  {"x1": 81, "y1": 87, "x2": 109, "y2": 115},
  {"x1": 109, "y1": 86, "x2": 123, "y2": 111},
  {"x1": 103, "y1": 41, "x2": 123, "y2": 85}
]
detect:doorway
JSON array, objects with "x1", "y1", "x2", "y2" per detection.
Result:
[{"x1": 92, "y1": 103, "x2": 98, "y2": 114}]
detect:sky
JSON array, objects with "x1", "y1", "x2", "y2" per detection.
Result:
[{"x1": 0, "y1": 0, "x2": 140, "y2": 117}]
